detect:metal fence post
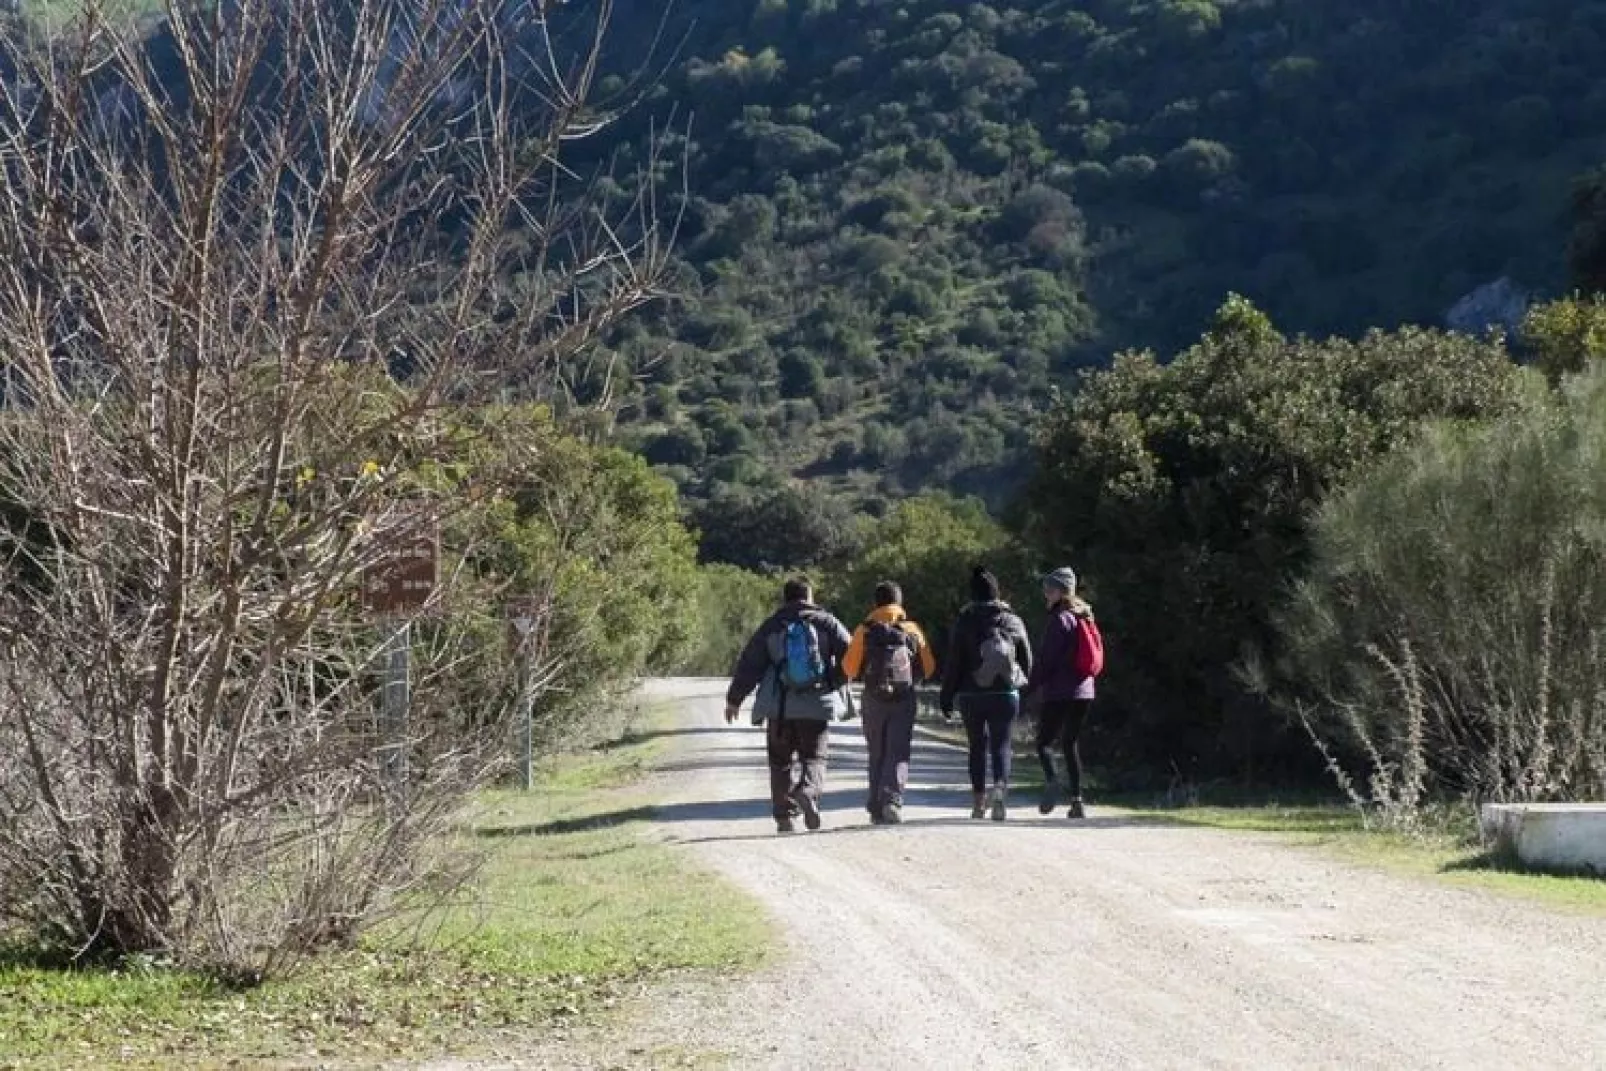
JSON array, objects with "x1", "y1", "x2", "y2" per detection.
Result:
[{"x1": 383, "y1": 620, "x2": 411, "y2": 796}]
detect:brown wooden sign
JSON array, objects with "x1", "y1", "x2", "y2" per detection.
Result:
[{"x1": 363, "y1": 510, "x2": 440, "y2": 615}]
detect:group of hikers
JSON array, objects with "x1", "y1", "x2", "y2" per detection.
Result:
[{"x1": 722, "y1": 565, "x2": 1104, "y2": 834}]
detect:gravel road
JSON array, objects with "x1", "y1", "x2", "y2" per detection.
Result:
[{"x1": 614, "y1": 678, "x2": 1606, "y2": 1070}]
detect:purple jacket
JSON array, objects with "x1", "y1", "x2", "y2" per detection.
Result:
[{"x1": 1023, "y1": 607, "x2": 1095, "y2": 702}]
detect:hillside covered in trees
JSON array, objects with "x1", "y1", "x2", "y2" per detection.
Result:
[{"x1": 588, "y1": 0, "x2": 1606, "y2": 533}]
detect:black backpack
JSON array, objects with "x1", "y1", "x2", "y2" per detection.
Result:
[{"x1": 862, "y1": 619, "x2": 916, "y2": 700}]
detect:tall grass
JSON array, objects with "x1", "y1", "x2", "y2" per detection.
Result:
[{"x1": 1274, "y1": 367, "x2": 1606, "y2": 816}]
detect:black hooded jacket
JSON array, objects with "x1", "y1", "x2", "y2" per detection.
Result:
[{"x1": 939, "y1": 600, "x2": 1033, "y2": 714}]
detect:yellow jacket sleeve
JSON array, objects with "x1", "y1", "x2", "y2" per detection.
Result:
[
  {"x1": 907, "y1": 622, "x2": 938, "y2": 681},
  {"x1": 842, "y1": 623, "x2": 867, "y2": 681}
]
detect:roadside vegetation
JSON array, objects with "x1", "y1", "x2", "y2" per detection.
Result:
[{"x1": 0, "y1": 719, "x2": 767, "y2": 1069}]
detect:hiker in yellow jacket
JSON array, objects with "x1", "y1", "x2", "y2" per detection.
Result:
[{"x1": 842, "y1": 581, "x2": 937, "y2": 825}]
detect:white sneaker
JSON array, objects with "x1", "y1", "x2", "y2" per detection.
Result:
[{"x1": 989, "y1": 785, "x2": 1007, "y2": 822}]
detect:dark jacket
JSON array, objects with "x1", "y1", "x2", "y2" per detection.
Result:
[
  {"x1": 727, "y1": 601, "x2": 854, "y2": 721},
  {"x1": 939, "y1": 600, "x2": 1033, "y2": 714},
  {"x1": 1023, "y1": 605, "x2": 1097, "y2": 702}
]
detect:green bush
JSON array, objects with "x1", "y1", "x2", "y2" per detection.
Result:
[
  {"x1": 680, "y1": 564, "x2": 781, "y2": 676},
  {"x1": 1275, "y1": 367, "x2": 1606, "y2": 807},
  {"x1": 692, "y1": 481, "x2": 859, "y2": 572},
  {"x1": 448, "y1": 409, "x2": 703, "y2": 750},
  {"x1": 823, "y1": 493, "x2": 1030, "y2": 660},
  {"x1": 1522, "y1": 296, "x2": 1606, "y2": 383},
  {"x1": 1018, "y1": 297, "x2": 1525, "y2": 785}
]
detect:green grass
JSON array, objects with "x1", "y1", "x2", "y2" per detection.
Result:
[
  {"x1": 0, "y1": 725, "x2": 767, "y2": 1069},
  {"x1": 22, "y1": 0, "x2": 162, "y2": 30},
  {"x1": 1129, "y1": 803, "x2": 1606, "y2": 915}
]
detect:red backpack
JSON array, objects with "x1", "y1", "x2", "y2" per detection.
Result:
[{"x1": 1071, "y1": 613, "x2": 1105, "y2": 679}]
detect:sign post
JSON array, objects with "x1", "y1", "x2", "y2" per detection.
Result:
[
  {"x1": 363, "y1": 509, "x2": 440, "y2": 800},
  {"x1": 507, "y1": 595, "x2": 547, "y2": 792},
  {"x1": 381, "y1": 621, "x2": 411, "y2": 791}
]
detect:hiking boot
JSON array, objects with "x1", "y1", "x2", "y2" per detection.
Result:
[
  {"x1": 883, "y1": 800, "x2": 904, "y2": 825},
  {"x1": 777, "y1": 816, "x2": 796, "y2": 834},
  {"x1": 791, "y1": 787, "x2": 822, "y2": 831},
  {"x1": 970, "y1": 792, "x2": 986, "y2": 820},
  {"x1": 1038, "y1": 780, "x2": 1059, "y2": 816},
  {"x1": 1068, "y1": 799, "x2": 1087, "y2": 820},
  {"x1": 990, "y1": 786, "x2": 1008, "y2": 823}
]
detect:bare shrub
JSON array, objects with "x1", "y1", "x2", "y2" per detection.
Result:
[
  {"x1": 1274, "y1": 369, "x2": 1606, "y2": 818},
  {"x1": 0, "y1": 0, "x2": 669, "y2": 973}
]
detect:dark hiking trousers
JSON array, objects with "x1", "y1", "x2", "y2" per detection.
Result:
[
  {"x1": 959, "y1": 692, "x2": 1019, "y2": 793},
  {"x1": 767, "y1": 717, "x2": 829, "y2": 822},
  {"x1": 861, "y1": 691, "x2": 917, "y2": 813},
  {"x1": 1037, "y1": 698, "x2": 1092, "y2": 800}
]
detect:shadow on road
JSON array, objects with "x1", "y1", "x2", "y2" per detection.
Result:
[
  {"x1": 616, "y1": 725, "x2": 733, "y2": 747},
  {"x1": 655, "y1": 797, "x2": 1181, "y2": 845},
  {"x1": 622, "y1": 721, "x2": 1182, "y2": 843},
  {"x1": 490, "y1": 717, "x2": 1171, "y2": 844},
  {"x1": 475, "y1": 806, "x2": 657, "y2": 838},
  {"x1": 477, "y1": 789, "x2": 1179, "y2": 843}
]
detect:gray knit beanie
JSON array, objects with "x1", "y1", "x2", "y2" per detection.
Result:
[{"x1": 1042, "y1": 567, "x2": 1078, "y2": 596}]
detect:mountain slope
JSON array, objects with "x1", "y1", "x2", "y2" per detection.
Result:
[{"x1": 597, "y1": 0, "x2": 1606, "y2": 513}]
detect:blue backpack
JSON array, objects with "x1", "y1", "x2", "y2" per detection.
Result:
[{"x1": 781, "y1": 618, "x2": 826, "y2": 690}]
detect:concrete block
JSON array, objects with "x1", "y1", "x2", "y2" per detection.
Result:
[{"x1": 1480, "y1": 803, "x2": 1606, "y2": 875}]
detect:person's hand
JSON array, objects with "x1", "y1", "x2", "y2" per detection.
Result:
[{"x1": 723, "y1": 702, "x2": 740, "y2": 724}]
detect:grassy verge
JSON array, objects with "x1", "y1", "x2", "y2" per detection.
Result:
[
  {"x1": 1125, "y1": 802, "x2": 1606, "y2": 915},
  {"x1": 0, "y1": 718, "x2": 767, "y2": 1069}
]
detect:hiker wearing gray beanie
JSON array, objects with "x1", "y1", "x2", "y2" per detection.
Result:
[
  {"x1": 1042, "y1": 567, "x2": 1077, "y2": 596},
  {"x1": 1024, "y1": 567, "x2": 1099, "y2": 820}
]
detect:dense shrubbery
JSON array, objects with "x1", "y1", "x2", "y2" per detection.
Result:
[
  {"x1": 1018, "y1": 298, "x2": 1525, "y2": 785},
  {"x1": 1275, "y1": 366, "x2": 1606, "y2": 811},
  {"x1": 680, "y1": 564, "x2": 782, "y2": 677},
  {"x1": 691, "y1": 482, "x2": 859, "y2": 573},
  {"x1": 823, "y1": 493, "x2": 1030, "y2": 658},
  {"x1": 1522, "y1": 294, "x2": 1606, "y2": 382},
  {"x1": 445, "y1": 409, "x2": 704, "y2": 750}
]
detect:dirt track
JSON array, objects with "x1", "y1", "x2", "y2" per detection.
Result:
[{"x1": 613, "y1": 679, "x2": 1606, "y2": 1070}]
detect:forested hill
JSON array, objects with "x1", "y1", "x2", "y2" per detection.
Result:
[{"x1": 596, "y1": 0, "x2": 1606, "y2": 523}]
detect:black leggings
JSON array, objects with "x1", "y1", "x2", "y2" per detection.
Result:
[
  {"x1": 1037, "y1": 699, "x2": 1091, "y2": 800},
  {"x1": 960, "y1": 692, "x2": 1019, "y2": 792}
]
